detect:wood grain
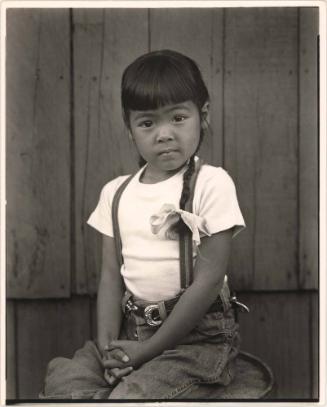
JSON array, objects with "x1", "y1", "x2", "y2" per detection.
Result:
[
  {"x1": 6, "y1": 301, "x2": 17, "y2": 399},
  {"x1": 91, "y1": 296, "x2": 97, "y2": 340},
  {"x1": 6, "y1": 9, "x2": 71, "y2": 298},
  {"x1": 238, "y1": 291, "x2": 312, "y2": 399},
  {"x1": 150, "y1": 8, "x2": 224, "y2": 166},
  {"x1": 298, "y1": 8, "x2": 319, "y2": 289},
  {"x1": 311, "y1": 291, "x2": 319, "y2": 399},
  {"x1": 16, "y1": 297, "x2": 91, "y2": 398},
  {"x1": 73, "y1": 9, "x2": 148, "y2": 294},
  {"x1": 224, "y1": 9, "x2": 299, "y2": 290},
  {"x1": 9, "y1": 292, "x2": 317, "y2": 399}
]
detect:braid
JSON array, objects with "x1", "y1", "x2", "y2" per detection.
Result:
[
  {"x1": 169, "y1": 155, "x2": 196, "y2": 236},
  {"x1": 179, "y1": 155, "x2": 195, "y2": 210},
  {"x1": 174, "y1": 125, "x2": 206, "y2": 236}
]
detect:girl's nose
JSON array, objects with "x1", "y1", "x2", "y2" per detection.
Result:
[{"x1": 157, "y1": 126, "x2": 173, "y2": 142}]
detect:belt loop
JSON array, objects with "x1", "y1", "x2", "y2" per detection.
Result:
[
  {"x1": 219, "y1": 276, "x2": 231, "y2": 312},
  {"x1": 121, "y1": 290, "x2": 133, "y2": 314},
  {"x1": 157, "y1": 301, "x2": 167, "y2": 321}
]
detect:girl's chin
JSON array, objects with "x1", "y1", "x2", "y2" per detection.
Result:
[{"x1": 159, "y1": 160, "x2": 186, "y2": 173}]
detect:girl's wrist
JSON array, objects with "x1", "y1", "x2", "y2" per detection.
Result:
[
  {"x1": 143, "y1": 336, "x2": 166, "y2": 360},
  {"x1": 96, "y1": 337, "x2": 113, "y2": 358}
]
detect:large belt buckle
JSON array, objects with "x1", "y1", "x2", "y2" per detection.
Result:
[{"x1": 144, "y1": 304, "x2": 162, "y2": 327}]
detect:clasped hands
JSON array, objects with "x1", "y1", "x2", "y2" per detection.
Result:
[{"x1": 102, "y1": 340, "x2": 152, "y2": 385}]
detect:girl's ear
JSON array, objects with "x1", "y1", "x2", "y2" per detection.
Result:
[
  {"x1": 128, "y1": 131, "x2": 134, "y2": 142},
  {"x1": 200, "y1": 101, "x2": 210, "y2": 128}
]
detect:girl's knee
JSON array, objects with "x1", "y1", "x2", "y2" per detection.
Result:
[{"x1": 109, "y1": 377, "x2": 148, "y2": 399}]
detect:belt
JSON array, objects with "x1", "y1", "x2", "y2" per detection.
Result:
[{"x1": 124, "y1": 296, "x2": 225, "y2": 327}]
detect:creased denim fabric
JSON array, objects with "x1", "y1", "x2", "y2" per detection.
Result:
[{"x1": 40, "y1": 307, "x2": 240, "y2": 400}]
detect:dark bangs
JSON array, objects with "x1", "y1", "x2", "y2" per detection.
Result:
[{"x1": 121, "y1": 50, "x2": 209, "y2": 126}]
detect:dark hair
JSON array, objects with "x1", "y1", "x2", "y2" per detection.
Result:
[{"x1": 121, "y1": 50, "x2": 210, "y2": 234}]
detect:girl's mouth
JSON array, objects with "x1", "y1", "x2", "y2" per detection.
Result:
[{"x1": 158, "y1": 149, "x2": 177, "y2": 156}]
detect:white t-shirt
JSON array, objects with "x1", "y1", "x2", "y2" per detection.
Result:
[{"x1": 87, "y1": 161, "x2": 245, "y2": 301}]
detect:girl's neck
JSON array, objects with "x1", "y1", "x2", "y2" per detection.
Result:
[{"x1": 140, "y1": 163, "x2": 187, "y2": 184}]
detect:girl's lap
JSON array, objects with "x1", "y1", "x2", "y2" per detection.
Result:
[
  {"x1": 41, "y1": 310, "x2": 239, "y2": 400},
  {"x1": 109, "y1": 338, "x2": 238, "y2": 399},
  {"x1": 111, "y1": 310, "x2": 240, "y2": 399}
]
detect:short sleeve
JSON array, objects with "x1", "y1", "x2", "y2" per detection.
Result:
[
  {"x1": 87, "y1": 176, "x2": 129, "y2": 237},
  {"x1": 194, "y1": 167, "x2": 246, "y2": 238}
]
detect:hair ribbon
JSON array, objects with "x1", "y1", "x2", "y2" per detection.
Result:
[{"x1": 150, "y1": 203, "x2": 211, "y2": 246}]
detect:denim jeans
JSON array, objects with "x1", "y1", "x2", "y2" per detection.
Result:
[{"x1": 40, "y1": 306, "x2": 240, "y2": 399}]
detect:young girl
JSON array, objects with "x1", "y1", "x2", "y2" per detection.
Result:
[{"x1": 41, "y1": 49, "x2": 246, "y2": 400}]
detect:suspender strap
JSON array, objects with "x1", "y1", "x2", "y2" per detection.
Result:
[
  {"x1": 111, "y1": 175, "x2": 133, "y2": 268},
  {"x1": 111, "y1": 159, "x2": 203, "y2": 290},
  {"x1": 179, "y1": 158, "x2": 203, "y2": 290}
]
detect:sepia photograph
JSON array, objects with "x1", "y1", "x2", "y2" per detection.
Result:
[{"x1": 2, "y1": 1, "x2": 322, "y2": 403}]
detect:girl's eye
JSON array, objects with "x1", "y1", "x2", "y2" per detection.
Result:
[
  {"x1": 139, "y1": 120, "x2": 153, "y2": 128},
  {"x1": 173, "y1": 115, "x2": 186, "y2": 123}
]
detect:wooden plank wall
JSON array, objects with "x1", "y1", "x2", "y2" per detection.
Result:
[
  {"x1": 73, "y1": 9, "x2": 147, "y2": 294},
  {"x1": 6, "y1": 292, "x2": 318, "y2": 399},
  {"x1": 299, "y1": 8, "x2": 319, "y2": 289},
  {"x1": 6, "y1": 9, "x2": 71, "y2": 298},
  {"x1": 225, "y1": 8, "x2": 299, "y2": 290},
  {"x1": 6, "y1": 7, "x2": 319, "y2": 400}
]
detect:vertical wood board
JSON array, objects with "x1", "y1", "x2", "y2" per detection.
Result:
[
  {"x1": 311, "y1": 292, "x2": 319, "y2": 399},
  {"x1": 6, "y1": 9, "x2": 71, "y2": 298},
  {"x1": 299, "y1": 8, "x2": 319, "y2": 289},
  {"x1": 73, "y1": 9, "x2": 148, "y2": 294},
  {"x1": 238, "y1": 291, "x2": 312, "y2": 399},
  {"x1": 91, "y1": 296, "x2": 97, "y2": 340},
  {"x1": 150, "y1": 8, "x2": 224, "y2": 166},
  {"x1": 224, "y1": 9, "x2": 299, "y2": 290},
  {"x1": 6, "y1": 301, "x2": 16, "y2": 399},
  {"x1": 16, "y1": 297, "x2": 91, "y2": 398}
]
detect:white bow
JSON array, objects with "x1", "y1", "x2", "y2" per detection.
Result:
[{"x1": 150, "y1": 204, "x2": 211, "y2": 245}]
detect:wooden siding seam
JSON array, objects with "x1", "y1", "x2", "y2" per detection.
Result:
[
  {"x1": 147, "y1": 9, "x2": 151, "y2": 51},
  {"x1": 252, "y1": 161, "x2": 257, "y2": 288},
  {"x1": 7, "y1": 300, "x2": 18, "y2": 398},
  {"x1": 13, "y1": 301, "x2": 19, "y2": 398},
  {"x1": 89, "y1": 296, "x2": 95, "y2": 340},
  {"x1": 317, "y1": 31, "x2": 320, "y2": 294},
  {"x1": 69, "y1": 9, "x2": 75, "y2": 296},
  {"x1": 81, "y1": 73, "x2": 92, "y2": 293},
  {"x1": 222, "y1": 8, "x2": 226, "y2": 169},
  {"x1": 296, "y1": 8, "x2": 301, "y2": 289},
  {"x1": 308, "y1": 295, "x2": 319, "y2": 397},
  {"x1": 91, "y1": 11, "x2": 106, "y2": 293},
  {"x1": 209, "y1": 11, "x2": 214, "y2": 165},
  {"x1": 32, "y1": 14, "x2": 41, "y2": 142},
  {"x1": 15, "y1": 302, "x2": 18, "y2": 398}
]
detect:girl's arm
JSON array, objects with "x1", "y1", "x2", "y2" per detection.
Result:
[
  {"x1": 146, "y1": 228, "x2": 233, "y2": 352},
  {"x1": 106, "y1": 228, "x2": 233, "y2": 368},
  {"x1": 97, "y1": 235, "x2": 125, "y2": 352}
]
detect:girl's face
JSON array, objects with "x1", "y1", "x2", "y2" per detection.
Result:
[{"x1": 129, "y1": 100, "x2": 208, "y2": 181}]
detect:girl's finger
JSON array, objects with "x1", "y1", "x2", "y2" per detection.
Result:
[
  {"x1": 107, "y1": 340, "x2": 128, "y2": 350},
  {"x1": 110, "y1": 366, "x2": 133, "y2": 379},
  {"x1": 104, "y1": 369, "x2": 117, "y2": 386},
  {"x1": 111, "y1": 348, "x2": 130, "y2": 363},
  {"x1": 106, "y1": 341, "x2": 119, "y2": 351},
  {"x1": 103, "y1": 358, "x2": 125, "y2": 369}
]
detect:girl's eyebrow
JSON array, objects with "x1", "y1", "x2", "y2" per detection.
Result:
[
  {"x1": 132, "y1": 104, "x2": 191, "y2": 121},
  {"x1": 165, "y1": 103, "x2": 191, "y2": 113},
  {"x1": 132, "y1": 112, "x2": 156, "y2": 121}
]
